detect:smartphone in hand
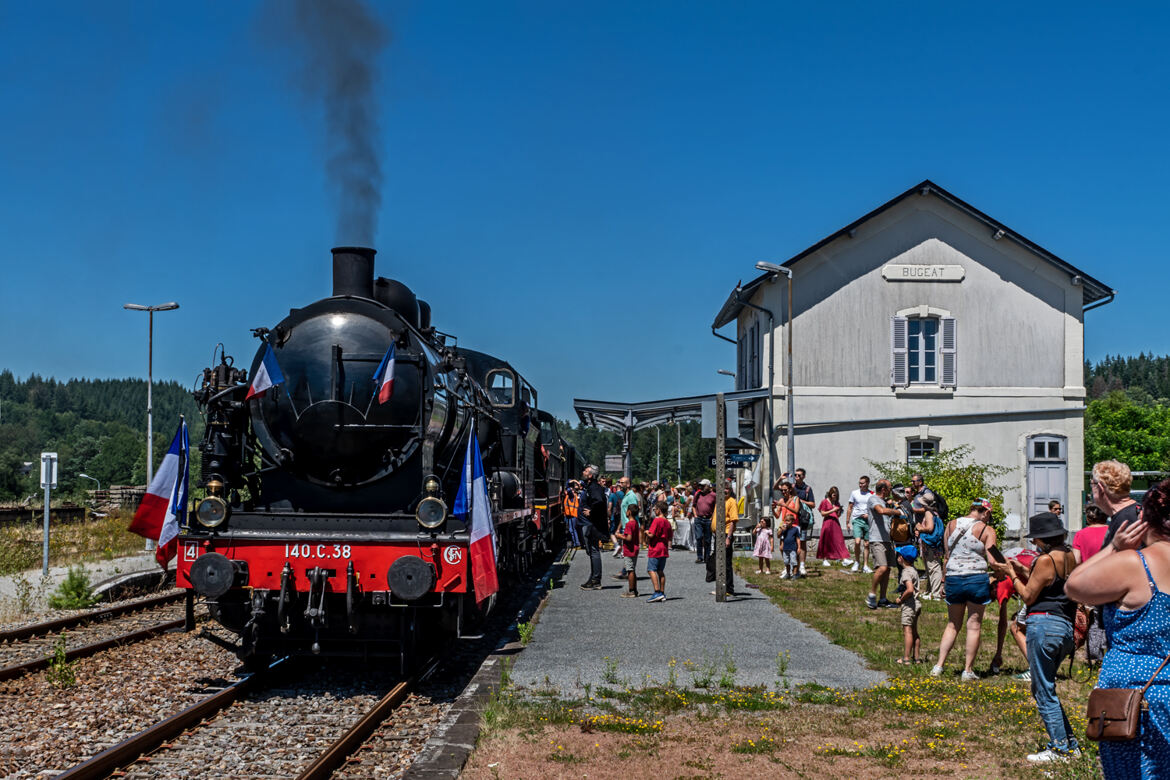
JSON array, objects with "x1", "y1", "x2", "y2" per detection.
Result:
[{"x1": 987, "y1": 544, "x2": 1007, "y2": 564}]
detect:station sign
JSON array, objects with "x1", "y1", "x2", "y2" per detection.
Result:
[{"x1": 707, "y1": 452, "x2": 759, "y2": 468}]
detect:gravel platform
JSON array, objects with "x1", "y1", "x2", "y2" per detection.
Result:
[{"x1": 508, "y1": 548, "x2": 884, "y2": 694}]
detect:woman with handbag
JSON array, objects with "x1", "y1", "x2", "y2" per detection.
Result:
[
  {"x1": 990, "y1": 511, "x2": 1080, "y2": 762},
  {"x1": 1066, "y1": 479, "x2": 1170, "y2": 778}
]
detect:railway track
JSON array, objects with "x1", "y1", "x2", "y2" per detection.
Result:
[
  {"x1": 0, "y1": 591, "x2": 189, "y2": 681},
  {"x1": 58, "y1": 656, "x2": 441, "y2": 780}
]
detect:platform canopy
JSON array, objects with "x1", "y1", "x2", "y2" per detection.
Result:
[
  {"x1": 574, "y1": 388, "x2": 771, "y2": 478},
  {"x1": 574, "y1": 388, "x2": 770, "y2": 433}
]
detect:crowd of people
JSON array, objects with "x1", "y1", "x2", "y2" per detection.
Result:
[{"x1": 561, "y1": 459, "x2": 1170, "y2": 775}]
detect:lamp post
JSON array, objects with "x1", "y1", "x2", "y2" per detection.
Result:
[
  {"x1": 78, "y1": 473, "x2": 100, "y2": 491},
  {"x1": 124, "y1": 302, "x2": 179, "y2": 550}
]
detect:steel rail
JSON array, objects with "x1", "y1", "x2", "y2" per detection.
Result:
[
  {"x1": 55, "y1": 659, "x2": 284, "y2": 780},
  {"x1": 0, "y1": 591, "x2": 185, "y2": 644},
  {"x1": 0, "y1": 618, "x2": 186, "y2": 681},
  {"x1": 295, "y1": 656, "x2": 441, "y2": 780}
]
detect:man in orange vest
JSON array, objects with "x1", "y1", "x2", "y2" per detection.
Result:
[{"x1": 563, "y1": 482, "x2": 581, "y2": 548}]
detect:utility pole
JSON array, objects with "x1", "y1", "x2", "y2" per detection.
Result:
[{"x1": 715, "y1": 394, "x2": 727, "y2": 602}]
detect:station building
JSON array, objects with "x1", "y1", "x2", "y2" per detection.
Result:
[{"x1": 712, "y1": 180, "x2": 1115, "y2": 532}]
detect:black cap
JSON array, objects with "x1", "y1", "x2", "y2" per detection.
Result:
[{"x1": 1027, "y1": 511, "x2": 1065, "y2": 540}]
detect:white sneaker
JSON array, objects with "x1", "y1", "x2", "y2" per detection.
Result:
[
  {"x1": 850, "y1": 562, "x2": 860, "y2": 572},
  {"x1": 799, "y1": 563, "x2": 807, "y2": 575},
  {"x1": 863, "y1": 566, "x2": 874, "y2": 574},
  {"x1": 961, "y1": 670, "x2": 979, "y2": 682},
  {"x1": 929, "y1": 665, "x2": 943, "y2": 677},
  {"x1": 822, "y1": 560, "x2": 831, "y2": 567},
  {"x1": 1026, "y1": 747, "x2": 1079, "y2": 763},
  {"x1": 841, "y1": 558, "x2": 854, "y2": 567}
]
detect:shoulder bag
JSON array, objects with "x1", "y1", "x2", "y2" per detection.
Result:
[{"x1": 1086, "y1": 651, "x2": 1170, "y2": 741}]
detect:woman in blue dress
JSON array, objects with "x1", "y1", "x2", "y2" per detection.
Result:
[{"x1": 1067, "y1": 478, "x2": 1170, "y2": 778}]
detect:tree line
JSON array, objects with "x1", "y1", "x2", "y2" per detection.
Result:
[
  {"x1": 0, "y1": 371, "x2": 201, "y2": 502},
  {"x1": 2, "y1": 353, "x2": 1166, "y2": 503},
  {"x1": 1083, "y1": 354, "x2": 1170, "y2": 473},
  {"x1": 557, "y1": 419, "x2": 719, "y2": 485}
]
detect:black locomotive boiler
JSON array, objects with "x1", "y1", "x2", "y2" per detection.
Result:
[{"x1": 179, "y1": 247, "x2": 572, "y2": 665}]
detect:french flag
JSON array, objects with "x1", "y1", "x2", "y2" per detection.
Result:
[
  {"x1": 453, "y1": 430, "x2": 498, "y2": 603},
  {"x1": 245, "y1": 344, "x2": 285, "y2": 400},
  {"x1": 373, "y1": 343, "x2": 396, "y2": 404},
  {"x1": 128, "y1": 418, "x2": 189, "y2": 567}
]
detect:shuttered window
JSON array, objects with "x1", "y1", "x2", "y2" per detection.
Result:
[
  {"x1": 890, "y1": 316, "x2": 908, "y2": 387},
  {"x1": 940, "y1": 316, "x2": 957, "y2": 388},
  {"x1": 891, "y1": 315, "x2": 957, "y2": 389}
]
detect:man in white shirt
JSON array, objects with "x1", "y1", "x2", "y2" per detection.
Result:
[{"x1": 846, "y1": 475, "x2": 873, "y2": 573}]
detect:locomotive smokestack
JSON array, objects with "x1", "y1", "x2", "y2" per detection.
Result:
[{"x1": 332, "y1": 246, "x2": 376, "y2": 299}]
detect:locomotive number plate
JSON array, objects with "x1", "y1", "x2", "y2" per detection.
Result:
[{"x1": 284, "y1": 543, "x2": 353, "y2": 560}]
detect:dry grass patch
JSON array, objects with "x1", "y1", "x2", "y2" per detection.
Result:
[{"x1": 0, "y1": 511, "x2": 143, "y2": 577}]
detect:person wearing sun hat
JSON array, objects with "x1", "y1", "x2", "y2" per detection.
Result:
[
  {"x1": 931, "y1": 497, "x2": 999, "y2": 681},
  {"x1": 990, "y1": 511, "x2": 1080, "y2": 762}
]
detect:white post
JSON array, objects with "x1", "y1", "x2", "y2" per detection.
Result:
[
  {"x1": 145, "y1": 309, "x2": 155, "y2": 552},
  {"x1": 42, "y1": 484, "x2": 50, "y2": 578}
]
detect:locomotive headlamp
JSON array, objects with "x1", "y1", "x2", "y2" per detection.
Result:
[
  {"x1": 416, "y1": 496, "x2": 447, "y2": 530},
  {"x1": 196, "y1": 496, "x2": 230, "y2": 529},
  {"x1": 423, "y1": 475, "x2": 441, "y2": 495}
]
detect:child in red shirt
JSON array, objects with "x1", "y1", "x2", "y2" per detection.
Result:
[
  {"x1": 614, "y1": 503, "x2": 641, "y2": 597},
  {"x1": 646, "y1": 500, "x2": 673, "y2": 603}
]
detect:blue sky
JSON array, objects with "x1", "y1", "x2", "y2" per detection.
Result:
[{"x1": 0, "y1": 1, "x2": 1166, "y2": 420}]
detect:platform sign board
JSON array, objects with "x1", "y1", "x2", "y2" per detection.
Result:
[
  {"x1": 603, "y1": 455, "x2": 624, "y2": 473},
  {"x1": 40, "y1": 452, "x2": 58, "y2": 489},
  {"x1": 708, "y1": 452, "x2": 760, "y2": 468}
]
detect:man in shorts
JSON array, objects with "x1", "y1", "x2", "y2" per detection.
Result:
[
  {"x1": 846, "y1": 476, "x2": 873, "y2": 573},
  {"x1": 865, "y1": 479, "x2": 902, "y2": 610}
]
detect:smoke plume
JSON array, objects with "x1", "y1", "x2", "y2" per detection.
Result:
[{"x1": 266, "y1": 0, "x2": 389, "y2": 246}]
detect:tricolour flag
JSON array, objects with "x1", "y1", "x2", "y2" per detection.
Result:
[
  {"x1": 245, "y1": 344, "x2": 285, "y2": 400},
  {"x1": 373, "y1": 343, "x2": 396, "y2": 404},
  {"x1": 453, "y1": 430, "x2": 498, "y2": 603},
  {"x1": 128, "y1": 418, "x2": 189, "y2": 567}
]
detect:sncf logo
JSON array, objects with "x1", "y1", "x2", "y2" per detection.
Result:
[{"x1": 443, "y1": 546, "x2": 463, "y2": 565}]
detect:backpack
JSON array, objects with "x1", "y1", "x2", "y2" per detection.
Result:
[
  {"x1": 889, "y1": 508, "x2": 912, "y2": 543},
  {"x1": 918, "y1": 510, "x2": 945, "y2": 548},
  {"x1": 797, "y1": 500, "x2": 813, "y2": 530}
]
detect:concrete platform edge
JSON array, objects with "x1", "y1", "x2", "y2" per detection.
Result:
[{"x1": 402, "y1": 551, "x2": 567, "y2": 779}]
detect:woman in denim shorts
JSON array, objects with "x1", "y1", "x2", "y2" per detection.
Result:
[{"x1": 931, "y1": 498, "x2": 998, "y2": 681}]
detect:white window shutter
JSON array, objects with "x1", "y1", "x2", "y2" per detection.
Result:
[
  {"x1": 890, "y1": 316, "x2": 908, "y2": 388},
  {"x1": 940, "y1": 316, "x2": 957, "y2": 388}
]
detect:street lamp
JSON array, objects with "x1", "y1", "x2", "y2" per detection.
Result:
[
  {"x1": 124, "y1": 301, "x2": 179, "y2": 550},
  {"x1": 755, "y1": 260, "x2": 795, "y2": 487},
  {"x1": 716, "y1": 369, "x2": 736, "y2": 380},
  {"x1": 78, "y1": 473, "x2": 100, "y2": 491}
]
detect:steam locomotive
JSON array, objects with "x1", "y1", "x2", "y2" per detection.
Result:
[{"x1": 177, "y1": 247, "x2": 579, "y2": 666}]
